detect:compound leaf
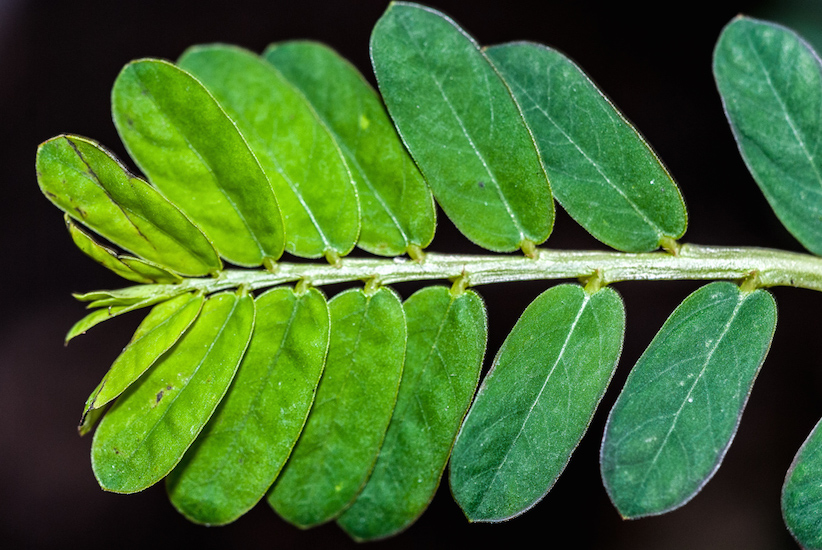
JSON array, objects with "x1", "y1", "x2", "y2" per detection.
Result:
[
  {"x1": 601, "y1": 282, "x2": 776, "y2": 518},
  {"x1": 178, "y1": 45, "x2": 360, "y2": 260},
  {"x1": 783, "y1": 417, "x2": 822, "y2": 549},
  {"x1": 112, "y1": 59, "x2": 284, "y2": 266},
  {"x1": 264, "y1": 40, "x2": 436, "y2": 257},
  {"x1": 36, "y1": 135, "x2": 221, "y2": 275},
  {"x1": 714, "y1": 17, "x2": 822, "y2": 256},
  {"x1": 91, "y1": 292, "x2": 255, "y2": 493},
  {"x1": 338, "y1": 286, "x2": 487, "y2": 540},
  {"x1": 449, "y1": 284, "x2": 625, "y2": 522},
  {"x1": 487, "y1": 42, "x2": 687, "y2": 252},
  {"x1": 81, "y1": 292, "x2": 204, "y2": 420},
  {"x1": 268, "y1": 286, "x2": 406, "y2": 528},
  {"x1": 167, "y1": 286, "x2": 330, "y2": 525},
  {"x1": 370, "y1": 2, "x2": 553, "y2": 253}
]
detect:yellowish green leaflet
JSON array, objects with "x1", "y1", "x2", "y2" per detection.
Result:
[
  {"x1": 268, "y1": 286, "x2": 406, "y2": 527},
  {"x1": 600, "y1": 282, "x2": 776, "y2": 518},
  {"x1": 264, "y1": 40, "x2": 436, "y2": 257},
  {"x1": 370, "y1": 2, "x2": 553, "y2": 253},
  {"x1": 66, "y1": 215, "x2": 155, "y2": 284},
  {"x1": 91, "y1": 292, "x2": 255, "y2": 493},
  {"x1": 167, "y1": 286, "x2": 330, "y2": 525},
  {"x1": 450, "y1": 284, "x2": 625, "y2": 521},
  {"x1": 338, "y1": 286, "x2": 487, "y2": 540},
  {"x1": 65, "y1": 290, "x2": 186, "y2": 343},
  {"x1": 80, "y1": 293, "x2": 205, "y2": 424},
  {"x1": 178, "y1": 45, "x2": 360, "y2": 260},
  {"x1": 36, "y1": 135, "x2": 221, "y2": 275},
  {"x1": 112, "y1": 59, "x2": 285, "y2": 266}
]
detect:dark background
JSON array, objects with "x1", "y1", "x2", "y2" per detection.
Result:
[{"x1": 4, "y1": 0, "x2": 822, "y2": 547}]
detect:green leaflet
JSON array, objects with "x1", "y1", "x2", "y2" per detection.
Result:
[
  {"x1": 36, "y1": 135, "x2": 220, "y2": 276},
  {"x1": 487, "y1": 42, "x2": 687, "y2": 252},
  {"x1": 370, "y1": 2, "x2": 553, "y2": 253},
  {"x1": 178, "y1": 46, "x2": 360, "y2": 260},
  {"x1": 81, "y1": 292, "x2": 204, "y2": 422},
  {"x1": 91, "y1": 292, "x2": 255, "y2": 494},
  {"x1": 268, "y1": 286, "x2": 406, "y2": 528},
  {"x1": 167, "y1": 287, "x2": 330, "y2": 525},
  {"x1": 600, "y1": 282, "x2": 776, "y2": 518},
  {"x1": 714, "y1": 17, "x2": 822, "y2": 256},
  {"x1": 782, "y1": 417, "x2": 822, "y2": 549},
  {"x1": 67, "y1": 215, "x2": 182, "y2": 284},
  {"x1": 66, "y1": 290, "x2": 186, "y2": 342},
  {"x1": 264, "y1": 40, "x2": 436, "y2": 257},
  {"x1": 112, "y1": 59, "x2": 285, "y2": 266},
  {"x1": 72, "y1": 284, "x2": 188, "y2": 310},
  {"x1": 67, "y1": 215, "x2": 157, "y2": 284},
  {"x1": 449, "y1": 284, "x2": 625, "y2": 522},
  {"x1": 338, "y1": 286, "x2": 487, "y2": 540}
]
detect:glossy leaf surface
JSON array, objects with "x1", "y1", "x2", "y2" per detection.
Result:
[
  {"x1": 783, "y1": 418, "x2": 822, "y2": 549},
  {"x1": 82, "y1": 292, "x2": 204, "y2": 418},
  {"x1": 449, "y1": 284, "x2": 625, "y2": 522},
  {"x1": 268, "y1": 287, "x2": 406, "y2": 528},
  {"x1": 714, "y1": 17, "x2": 822, "y2": 256},
  {"x1": 265, "y1": 40, "x2": 435, "y2": 257},
  {"x1": 338, "y1": 286, "x2": 487, "y2": 540},
  {"x1": 178, "y1": 46, "x2": 359, "y2": 259},
  {"x1": 370, "y1": 2, "x2": 553, "y2": 252},
  {"x1": 487, "y1": 42, "x2": 687, "y2": 252},
  {"x1": 91, "y1": 292, "x2": 254, "y2": 493},
  {"x1": 167, "y1": 287, "x2": 330, "y2": 525},
  {"x1": 112, "y1": 59, "x2": 284, "y2": 266},
  {"x1": 601, "y1": 282, "x2": 776, "y2": 518},
  {"x1": 36, "y1": 135, "x2": 220, "y2": 275}
]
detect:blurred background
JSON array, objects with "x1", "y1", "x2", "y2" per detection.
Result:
[{"x1": 3, "y1": 0, "x2": 822, "y2": 547}]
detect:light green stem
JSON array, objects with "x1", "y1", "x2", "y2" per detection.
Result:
[{"x1": 165, "y1": 243, "x2": 822, "y2": 296}]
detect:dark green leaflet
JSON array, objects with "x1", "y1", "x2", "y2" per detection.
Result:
[
  {"x1": 338, "y1": 286, "x2": 487, "y2": 540},
  {"x1": 167, "y1": 287, "x2": 330, "y2": 525},
  {"x1": 487, "y1": 42, "x2": 687, "y2": 252},
  {"x1": 178, "y1": 45, "x2": 360, "y2": 260},
  {"x1": 264, "y1": 40, "x2": 436, "y2": 257},
  {"x1": 600, "y1": 282, "x2": 776, "y2": 518},
  {"x1": 714, "y1": 17, "x2": 822, "y2": 256},
  {"x1": 370, "y1": 2, "x2": 553, "y2": 253},
  {"x1": 36, "y1": 135, "x2": 220, "y2": 276},
  {"x1": 91, "y1": 292, "x2": 255, "y2": 493},
  {"x1": 783, "y1": 418, "x2": 822, "y2": 549},
  {"x1": 112, "y1": 59, "x2": 285, "y2": 266},
  {"x1": 81, "y1": 293, "x2": 204, "y2": 420},
  {"x1": 268, "y1": 286, "x2": 406, "y2": 528},
  {"x1": 449, "y1": 284, "x2": 625, "y2": 522}
]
